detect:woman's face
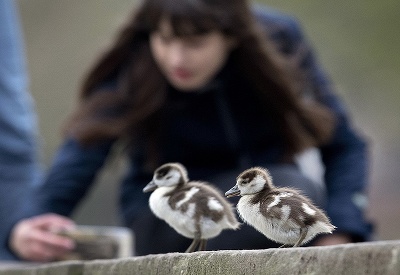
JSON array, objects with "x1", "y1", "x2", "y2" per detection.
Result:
[{"x1": 150, "y1": 18, "x2": 235, "y2": 91}]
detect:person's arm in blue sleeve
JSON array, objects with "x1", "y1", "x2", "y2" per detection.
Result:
[
  {"x1": 320, "y1": 114, "x2": 371, "y2": 241},
  {"x1": 0, "y1": 0, "x2": 42, "y2": 260},
  {"x1": 36, "y1": 136, "x2": 115, "y2": 216},
  {"x1": 254, "y1": 6, "x2": 372, "y2": 241}
]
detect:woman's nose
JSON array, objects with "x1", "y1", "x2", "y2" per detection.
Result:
[{"x1": 168, "y1": 42, "x2": 187, "y2": 66}]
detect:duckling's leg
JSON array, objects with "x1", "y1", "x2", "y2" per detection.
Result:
[
  {"x1": 198, "y1": 239, "x2": 207, "y2": 251},
  {"x1": 185, "y1": 231, "x2": 201, "y2": 253},
  {"x1": 293, "y1": 228, "x2": 308, "y2": 247},
  {"x1": 186, "y1": 238, "x2": 200, "y2": 253},
  {"x1": 278, "y1": 244, "x2": 290, "y2": 248}
]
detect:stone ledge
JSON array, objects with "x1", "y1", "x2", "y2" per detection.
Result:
[{"x1": 1, "y1": 240, "x2": 400, "y2": 275}]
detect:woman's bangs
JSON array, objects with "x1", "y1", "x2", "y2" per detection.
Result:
[
  {"x1": 142, "y1": 0, "x2": 222, "y2": 36},
  {"x1": 168, "y1": 13, "x2": 218, "y2": 36}
]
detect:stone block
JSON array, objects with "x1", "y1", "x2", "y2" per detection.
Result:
[{"x1": 1, "y1": 241, "x2": 400, "y2": 275}]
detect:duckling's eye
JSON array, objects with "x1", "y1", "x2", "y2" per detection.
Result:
[
  {"x1": 155, "y1": 172, "x2": 166, "y2": 180},
  {"x1": 240, "y1": 179, "x2": 249, "y2": 185},
  {"x1": 166, "y1": 175, "x2": 172, "y2": 179}
]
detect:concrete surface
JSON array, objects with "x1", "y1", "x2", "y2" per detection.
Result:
[{"x1": 1, "y1": 240, "x2": 400, "y2": 275}]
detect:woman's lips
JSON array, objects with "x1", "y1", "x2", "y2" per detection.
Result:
[{"x1": 172, "y1": 68, "x2": 193, "y2": 80}]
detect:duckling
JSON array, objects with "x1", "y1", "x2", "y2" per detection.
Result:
[
  {"x1": 225, "y1": 167, "x2": 335, "y2": 247},
  {"x1": 143, "y1": 162, "x2": 240, "y2": 253}
]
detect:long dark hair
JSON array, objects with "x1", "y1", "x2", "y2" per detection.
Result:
[{"x1": 65, "y1": 0, "x2": 335, "y2": 156}]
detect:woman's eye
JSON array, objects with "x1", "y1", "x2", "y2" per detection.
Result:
[
  {"x1": 160, "y1": 35, "x2": 173, "y2": 44},
  {"x1": 183, "y1": 35, "x2": 206, "y2": 47}
]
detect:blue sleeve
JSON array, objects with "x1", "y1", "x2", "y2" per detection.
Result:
[
  {"x1": 36, "y1": 137, "x2": 114, "y2": 216},
  {"x1": 320, "y1": 116, "x2": 371, "y2": 241},
  {"x1": 285, "y1": 16, "x2": 373, "y2": 241},
  {"x1": 0, "y1": 0, "x2": 40, "y2": 183},
  {"x1": 254, "y1": 6, "x2": 372, "y2": 240},
  {"x1": 0, "y1": 0, "x2": 42, "y2": 260}
]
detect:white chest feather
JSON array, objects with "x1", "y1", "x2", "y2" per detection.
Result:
[{"x1": 149, "y1": 187, "x2": 195, "y2": 238}]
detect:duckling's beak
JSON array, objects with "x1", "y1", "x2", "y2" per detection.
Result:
[
  {"x1": 225, "y1": 184, "x2": 240, "y2": 198},
  {"x1": 143, "y1": 181, "x2": 158, "y2": 193}
]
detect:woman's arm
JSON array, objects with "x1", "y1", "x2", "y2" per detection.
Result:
[
  {"x1": 255, "y1": 5, "x2": 372, "y2": 242},
  {"x1": 36, "y1": 137, "x2": 114, "y2": 216}
]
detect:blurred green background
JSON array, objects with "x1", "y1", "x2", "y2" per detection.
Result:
[{"x1": 17, "y1": 0, "x2": 400, "y2": 241}]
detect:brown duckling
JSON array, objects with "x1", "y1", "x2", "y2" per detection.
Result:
[
  {"x1": 144, "y1": 162, "x2": 240, "y2": 252},
  {"x1": 225, "y1": 167, "x2": 335, "y2": 247}
]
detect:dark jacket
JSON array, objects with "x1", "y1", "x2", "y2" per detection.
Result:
[{"x1": 34, "y1": 6, "x2": 372, "y2": 246}]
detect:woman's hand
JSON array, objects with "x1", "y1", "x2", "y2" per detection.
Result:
[{"x1": 9, "y1": 213, "x2": 76, "y2": 262}]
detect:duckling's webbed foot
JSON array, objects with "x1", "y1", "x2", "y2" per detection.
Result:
[{"x1": 293, "y1": 227, "x2": 308, "y2": 247}]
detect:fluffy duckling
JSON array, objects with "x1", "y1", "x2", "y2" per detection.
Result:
[
  {"x1": 143, "y1": 162, "x2": 240, "y2": 252},
  {"x1": 225, "y1": 167, "x2": 335, "y2": 247}
]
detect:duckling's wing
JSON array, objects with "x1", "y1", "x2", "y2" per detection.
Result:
[{"x1": 188, "y1": 181, "x2": 240, "y2": 226}]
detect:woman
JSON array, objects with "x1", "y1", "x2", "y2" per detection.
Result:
[{"x1": 10, "y1": 0, "x2": 372, "y2": 260}]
